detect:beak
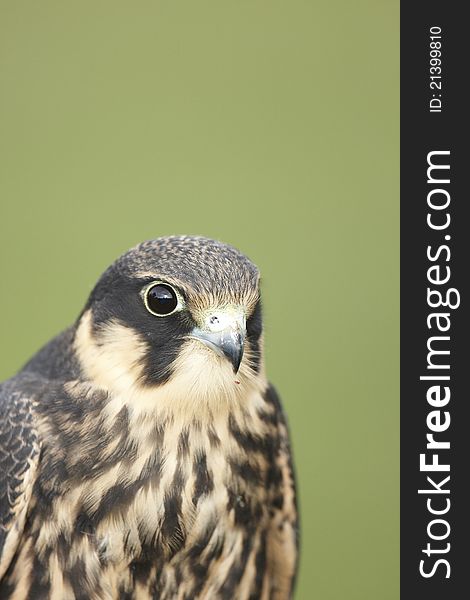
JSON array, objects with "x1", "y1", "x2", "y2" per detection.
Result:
[{"x1": 190, "y1": 309, "x2": 246, "y2": 373}]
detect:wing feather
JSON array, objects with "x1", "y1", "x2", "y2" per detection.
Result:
[
  {"x1": 264, "y1": 383, "x2": 299, "y2": 600},
  {"x1": 0, "y1": 381, "x2": 41, "y2": 580}
]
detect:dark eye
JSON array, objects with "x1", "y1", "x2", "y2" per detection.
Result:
[{"x1": 144, "y1": 283, "x2": 179, "y2": 316}]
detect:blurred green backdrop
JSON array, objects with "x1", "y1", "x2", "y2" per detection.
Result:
[{"x1": 0, "y1": 1, "x2": 398, "y2": 598}]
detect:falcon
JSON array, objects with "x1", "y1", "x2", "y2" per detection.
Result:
[{"x1": 0, "y1": 236, "x2": 298, "y2": 599}]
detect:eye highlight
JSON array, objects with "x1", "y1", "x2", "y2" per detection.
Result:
[{"x1": 143, "y1": 282, "x2": 182, "y2": 316}]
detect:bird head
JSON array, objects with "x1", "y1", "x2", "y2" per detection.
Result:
[{"x1": 74, "y1": 236, "x2": 265, "y2": 410}]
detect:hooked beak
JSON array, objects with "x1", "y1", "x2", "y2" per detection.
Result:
[{"x1": 190, "y1": 309, "x2": 246, "y2": 373}]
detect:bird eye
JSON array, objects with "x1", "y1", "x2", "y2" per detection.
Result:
[{"x1": 144, "y1": 283, "x2": 180, "y2": 316}]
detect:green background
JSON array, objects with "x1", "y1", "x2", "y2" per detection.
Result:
[{"x1": 0, "y1": 1, "x2": 399, "y2": 598}]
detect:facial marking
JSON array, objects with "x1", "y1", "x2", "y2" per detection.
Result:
[{"x1": 74, "y1": 311, "x2": 148, "y2": 394}]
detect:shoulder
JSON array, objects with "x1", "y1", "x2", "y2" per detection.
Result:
[
  {"x1": 260, "y1": 382, "x2": 293, "y2": 438},
  {"x1": 21, "y1": 327, "x2": 82, "y2": 381},
  {"x1": 262, "y1": 382, "x2": 299, "y2": 598}
]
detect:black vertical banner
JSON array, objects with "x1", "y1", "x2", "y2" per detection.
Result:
[{"x1": 401, "y1": 3, "x2": 468, "y2": 599}]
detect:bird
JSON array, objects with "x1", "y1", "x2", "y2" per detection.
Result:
[{"x1": 0, "y1": 235, "x2": 298, "y2": 600}]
